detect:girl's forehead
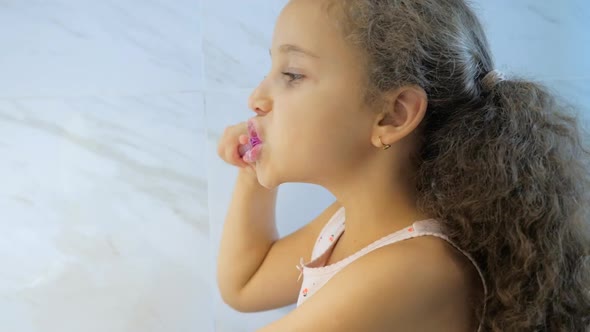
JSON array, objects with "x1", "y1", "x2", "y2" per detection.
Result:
[{"x1": 272, "y1": 0, "x2": 349, "y2": 60}]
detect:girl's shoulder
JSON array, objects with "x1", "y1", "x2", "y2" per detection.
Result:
[{"x1": 265, "y1": 235, "x2": 477, "y2": 331}]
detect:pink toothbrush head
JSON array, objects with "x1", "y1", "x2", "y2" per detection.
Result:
[{"x1": 239, "y1": 119, "x2": 264, "y2": 159}]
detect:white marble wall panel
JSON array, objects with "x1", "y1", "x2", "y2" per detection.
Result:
[
  {"x1": 0, "y1": 0, "x2": 203, "y2": 97},
  {"x1": 474, "y1": 0, "x2": 590, "y2": 80},
  {"x1": 201, "y1": 1, "x2": 287, "y2": 90},
  {"x1": 0, "y1": 1, "x2": 211, "y2": 331},
  {"x1": 0, "y1": 94, "x2": 212, "y2": 332}
]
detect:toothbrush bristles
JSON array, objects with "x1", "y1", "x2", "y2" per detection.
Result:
[{"x1": 250, "y1": 136, "x2": 262, "y2": 146}]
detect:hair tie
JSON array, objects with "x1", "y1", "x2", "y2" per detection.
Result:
[{"x1": 481, "y1": 69, "x2": 506, "y2": 92}]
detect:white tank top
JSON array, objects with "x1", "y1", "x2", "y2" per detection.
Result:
[{"x1": 295, "y1": 206, "x2": 487, "y2": 332}]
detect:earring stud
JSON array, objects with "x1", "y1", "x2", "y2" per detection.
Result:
[{"x1": 379, "y1": 136, "x2": 391, "y2": 150}]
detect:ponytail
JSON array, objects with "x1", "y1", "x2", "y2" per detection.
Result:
[{"x1": 415, "y1": 77, "x2": 590, "y2": 330}]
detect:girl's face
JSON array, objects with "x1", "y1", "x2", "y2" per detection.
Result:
[{"x1": 249, "y1": 0, "x2": 377, "y2": 189}]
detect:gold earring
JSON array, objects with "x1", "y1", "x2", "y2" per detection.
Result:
[{"x1": 379, "y1": 136, "x2": 391, "y2": 150}]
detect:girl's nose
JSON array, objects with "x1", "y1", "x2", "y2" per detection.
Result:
[{"x1": 248, "y1": 86, "x2": 272, "y2": 115}]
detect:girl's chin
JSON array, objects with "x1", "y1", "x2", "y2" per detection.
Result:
[
  {"x1": 254, "y1": 166, "x2": 282, "y2": 190},
  {"x1": 256, "y1": 174, "x2": 275, "y2": 190}
]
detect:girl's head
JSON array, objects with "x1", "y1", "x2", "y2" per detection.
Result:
[
  {"x1": 248, "y1": 0, "x2": 429, "y2": 190},
  {"x1": 250, "y1": 0, "x2": 590, "y2": 330}
]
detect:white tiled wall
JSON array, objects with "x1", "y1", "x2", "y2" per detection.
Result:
[{"x1": 0, "y1": 1, "x2": 587, "y2": 331}]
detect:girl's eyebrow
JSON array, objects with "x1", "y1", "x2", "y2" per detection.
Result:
[{"x1": 269, "y1": 44, "x2": 320, "y2": 59}]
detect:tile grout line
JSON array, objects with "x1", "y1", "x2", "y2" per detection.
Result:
[{"x1": 198, "y1": 0, "x2": 218, "y2": 330}]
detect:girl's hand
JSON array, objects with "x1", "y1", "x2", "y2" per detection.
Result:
[{"x1": 217, "y1": 122, "x2": 257, "y2": 175}]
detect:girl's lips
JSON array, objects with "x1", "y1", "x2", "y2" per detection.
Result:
[{"x1": 247, "y1": 119, "x2": 263, "y2": 147}]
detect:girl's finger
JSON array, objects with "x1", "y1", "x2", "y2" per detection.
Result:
[{"x1": 238, "y1": 134, "x2": 249, "y2": 145}]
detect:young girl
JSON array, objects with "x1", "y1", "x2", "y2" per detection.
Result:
[{"x1": 216, "y1": 0, "x2": 590, "y2": 331}]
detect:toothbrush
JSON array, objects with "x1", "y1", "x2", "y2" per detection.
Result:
[
  {"x1": 238, "y1": 143, "x2": 251, "y2": 157},
  {"x1": 238, "y1": 120, "x2": 263, "y2": 160}
]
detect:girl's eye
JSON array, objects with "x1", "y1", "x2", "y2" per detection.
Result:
[{"x1": 282, "y1": 72, "x2": 305, "y2": 83}]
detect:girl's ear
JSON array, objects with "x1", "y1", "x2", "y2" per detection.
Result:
[{"x1": 373, "y1": 85, "x2": 427, "y2": 145}]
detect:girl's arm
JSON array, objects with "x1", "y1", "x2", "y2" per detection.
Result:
[{"x1": 217, "y1": 168, "x2": 341, "y2": 311}]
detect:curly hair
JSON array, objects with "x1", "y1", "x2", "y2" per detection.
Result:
[{"x1": 325, "y1": 0, "x2": 590, "y2": 330}]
